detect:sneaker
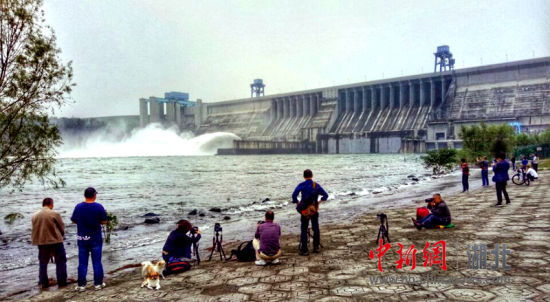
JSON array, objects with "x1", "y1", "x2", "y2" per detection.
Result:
[
  {"x1": 313, "y1": 247, "x2": 320, "y2": 253},
  {"x1": 255, "y1": 260, "x2": 267, "y2": 266},
  {"x1": 271, "y1": 259, "x2": 280, "y2": 264},
  {"x1": 299, "y1": 250, "x2": 309, "y2": 256},
  {"x1": 411, "y1": 218, "x2": 422, "y2": 230},
  {"x1": 94, "y1": 283, "x2": 106, "y2": 291},
  {"x1": 74, "y1": 286, "x2": 86, "y2": 292},
  {"x1": 495, "y1": 203, "x2": 503, "y2": 207}
]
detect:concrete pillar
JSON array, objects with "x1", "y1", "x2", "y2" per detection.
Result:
[
  {"x1": 346, "y1": 90, "x2": 352, "y2": 112},
  {"x1": 139, "y1": 98, "x2": 149, "y2": 127},
  {"x1": 303, "y1": 95, "x2": 309, "y2": 116},
  {"x1": 296, "y1": 97, "x2": 302, "y2": 117},
  {"x1": 310, "y1": 95, "x2": 316, "y2": 116},
  {"x1": 380, "y1": 85, "x2": 386, "y2": 109},
  {"x1": 370, "y1": 87, "x2": 375, "y2": 109},
  {"x1": 283, "y1": 98, "x2": 289, "y2": 118},
  {"x1": 430, "y1": 79, "x2": 436, "y2": 107},
  {"x1": 419, "y1": 80, "x2": 425, "y2": 106},
  {"x1": 291, "y1": 97, "x2": 296, "y2": 117},
  {"x1": 362, "y1": 87, "x2": 368, "y2": 112},
  {"x1": 409, "y1": 80, "x2": 415, "y2": 107},
  {"x1": 149, "y1": 97, "x2": 161, "y2": 123},
  {"x1": 271, "y1": 100, "x2": 277, "y2": 120},
  {"x1": 441, "y1": 77, "x2": 446, "y2": 103},
  {"x1": 354, "y1": 89, "x2": 360, "y2": 113},
  {"x1": 399, "y1": 83, "x2": 405, "y2": 108},
  {"x1": 194, "y1": 99, "x2": 203, "y2": 128},
  {"x1": 315, "y1": 94, "x2": 320, "y2": 114},
  {"x1": 166, "y1": 101, "x2": 175, "y2": 122},
  {"x1": 388, "y1": 84, "x2": 394, "y2": 109},
  {"x1": 175, "y1": 103, "x2": 182, "y2": 126}
]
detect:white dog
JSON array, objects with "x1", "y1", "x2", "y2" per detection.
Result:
[{"x1": 140, "y1": 260, "x2": 166, "y2": 290}]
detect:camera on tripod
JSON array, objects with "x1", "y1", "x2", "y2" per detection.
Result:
[
  {"x1": 425, "y1": 198, "x2": 434, "y2": 203},
  {"x1": 214, "y1": 223, "x2": 222, "y2": 233},
  {"x1": 257, "y1": 220, "x2": 265, "y2": 225},
  {"x1": 208, "y1": 222, "x2": 227, "y2": 261}
]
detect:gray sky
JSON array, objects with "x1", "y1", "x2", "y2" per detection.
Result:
[{"x1": 43, "y1": 0, "x2": 550, "y2": 118}]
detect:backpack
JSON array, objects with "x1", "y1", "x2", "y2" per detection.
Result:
[
  {"x1": 296, "y1": 182, "x2": 318, "y2": 218},
  {"x1": 229, "y1": 240, "x2": 256, "y2": 262},
  {"x1": 416, "y1": 207, "x2": 430, "y2": 220},
  {"x1": 166, "y1": 257, "x2": 191, "y2": 275}
]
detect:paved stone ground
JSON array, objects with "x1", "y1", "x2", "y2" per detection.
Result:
[{"x1": 17, "y1": 173, "x2": 550, "y2": 301}]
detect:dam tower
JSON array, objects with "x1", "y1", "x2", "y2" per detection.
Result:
[{"x1": 250, "y1": 79, "x2": 265, "y2": 98}]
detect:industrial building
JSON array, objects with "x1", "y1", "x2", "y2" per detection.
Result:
[{"x1": 139, "y1": 55, "x2": 550, "y2": 154}]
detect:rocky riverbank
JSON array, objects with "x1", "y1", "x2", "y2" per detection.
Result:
[{"x1": 13, "y1": 172, "x2": 550, "y2": 301}]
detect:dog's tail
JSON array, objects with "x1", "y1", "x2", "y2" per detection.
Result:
[{"x1": 107, "y1": 263, "x2": 142, "y2": 275}]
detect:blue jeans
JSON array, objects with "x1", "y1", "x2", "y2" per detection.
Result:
[
  {"x1": 418, "y1": 214, "x2": 449, "y2": 228},
  {"x1": 481, "y1": 170, "x2": 489, "y2": 186},
  {"x1": 300, "y1": 213, "x2": 320, "y2": 251},
  {"x1": 77, "y1": 240, "x2": 103, "y2": 286}
]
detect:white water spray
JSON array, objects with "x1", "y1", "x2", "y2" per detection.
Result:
[{"x1": 58, "y1": 123, "x2": 240, "y2": 158}]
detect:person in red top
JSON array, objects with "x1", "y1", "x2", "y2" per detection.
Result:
[{"x1": 461, "y1": 158, "x2": 469, "y2": 192}]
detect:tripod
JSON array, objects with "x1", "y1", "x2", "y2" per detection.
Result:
[
  {"x1": 191, "y1": 233, "x2": 201, "y2": 265},
  {"x1": 208, "y1": 230, "x2": 227, "y2": 261}
]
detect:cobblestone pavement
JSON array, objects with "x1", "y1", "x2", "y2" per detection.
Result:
[{"x1": 19, "y1": 173, "x2": 550, "y2": 301}]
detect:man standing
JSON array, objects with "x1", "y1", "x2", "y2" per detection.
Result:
[
  {"x1": 461, "y1": 158, "x2": 470, "y2": 192},
  {"x1": 531, "y1": 154, "x2": 539, "y2": 172},
  {"x1": 31, "y1": 198, "x2": 67, "y2": 289},
  {"x1": 493, "y1": 153, "x2": 511, "y2": 206},
  {"x1": 253, "y1": 210, "x2": 281, "y2": 266},
  {"x1": 292, "y1": 169, "x2": 328, "y2": 256},
  {"x1": 71, "y1": 187, "x2": 107, "y2": 292},
  {"x1": 479, "y1": 156, "x2": 489, "y2": 187}
]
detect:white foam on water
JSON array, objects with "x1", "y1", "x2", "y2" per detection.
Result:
[{"x1": 58, "y1": 123, "x2": 241, "y2": 158}]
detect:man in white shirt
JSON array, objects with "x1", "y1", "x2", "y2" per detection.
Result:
[{"x1": 526, "y1": 164, "x2": 538, "y2": 181}]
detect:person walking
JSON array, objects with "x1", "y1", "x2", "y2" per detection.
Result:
[
  {"x1": 493, "y1": 153, "x2": 511, "y2": 206},
  {"x1": 71, "y1": 187, "x2": 108, "y2": 292},
  {"x1": 461, "y1": 158, "x2": 470, "y2": 192},
  {"x1": 292, "y1": 169, "x2": 328, "y2": 256},
  {"x1": 510, "y1": 155, "x2": 516, "y2": 171},
  {"x1": 31, "y1": 198, "x2": 67, "y2": 289}
]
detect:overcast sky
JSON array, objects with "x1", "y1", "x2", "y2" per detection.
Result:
[{"x1": 43, "y1": 0, "x2": 550, "y2": 118}]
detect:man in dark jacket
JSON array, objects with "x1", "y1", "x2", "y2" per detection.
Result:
[
  {"x1": 32, "y1": 198, "x2": 67, "y2": 288},
  {"x1": 162, "y1": 220, "x2": 201, "y2": 262},
  {"x1": 412, "y1": 194, "x2": 451, "y2": 229},
  {"x1": 493, "y1": 153, "x2": 511, "y2": 206},
  {"x1": 292, "y1": 169, "x2": 329, "y2": 255}
]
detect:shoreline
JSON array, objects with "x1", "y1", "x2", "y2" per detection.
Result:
[{"x1": 12, "y1": 171, "x2": 550, "y2": 301}]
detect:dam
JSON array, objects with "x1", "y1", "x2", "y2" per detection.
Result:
[{"x1": 139, "y1": 56, "x2": 550, "y2": 154}]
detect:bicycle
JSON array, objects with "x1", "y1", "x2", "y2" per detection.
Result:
[{"x1": 511, "y1": 169, "x2": 530, "y2": 186}]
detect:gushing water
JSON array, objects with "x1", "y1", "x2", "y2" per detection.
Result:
[{"x1": 58, "y1": 123, "x2": 241, "y2": 158}]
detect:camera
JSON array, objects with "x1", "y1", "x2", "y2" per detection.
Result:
[
  {"x1": 425, "y1": 198, "x2": 434, "y2": 203},
  {"x1": 214, "y1": 223, "x2": 222, "y2": 233},
  {"x1": 257, "y1": 220, "x2": 265, "y2": 225},
  {"x1": 190, "y1": 226, "x2": 199, "y2": 234}
]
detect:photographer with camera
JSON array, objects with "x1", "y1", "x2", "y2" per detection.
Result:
[
  {"x1": 162, "y1": 220, "x2": 201, "y2": 272},
  {"x1": 292, "y1": 169, "x2": 329, "y2": 256},
  {"x1": 412, "y1": 194, "x2": 451, "y2": 229},
  {"x1": 253, "y1": 210, "x2": 281, "y2": 266}
]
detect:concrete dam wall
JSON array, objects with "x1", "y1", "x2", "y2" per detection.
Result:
[{"x1": 139, "y1": 57, "x2": 550, "y2": 154}]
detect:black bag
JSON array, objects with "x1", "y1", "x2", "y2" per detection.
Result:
[{"x1": 230, "y1": 240, "x2": 256, "y2": 262}]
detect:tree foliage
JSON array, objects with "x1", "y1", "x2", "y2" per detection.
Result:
[
  {"x1": 458, "y1": 122, "x2": 516, "y2": 160},
  {"x1": 1, "y1": 0, "x2": 73, "y2": 190},
  {"x1": 421, "y1": 148, "x2": 458, "y2": 175}
]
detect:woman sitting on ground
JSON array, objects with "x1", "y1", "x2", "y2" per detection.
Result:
[
  {"x1": 526, "y1": 164, "x2": 539, "y2": 181},
  {"x1": 162, "y1": 220, "x2": 201, "y2": 263}
]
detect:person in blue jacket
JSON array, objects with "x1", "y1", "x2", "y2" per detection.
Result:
[
  {"x1": 292, "y1": 169, "x2": 328, "y2": 255},
  {"x1": 493, "y1": 153, "x2": 511, "y2": 206}
]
